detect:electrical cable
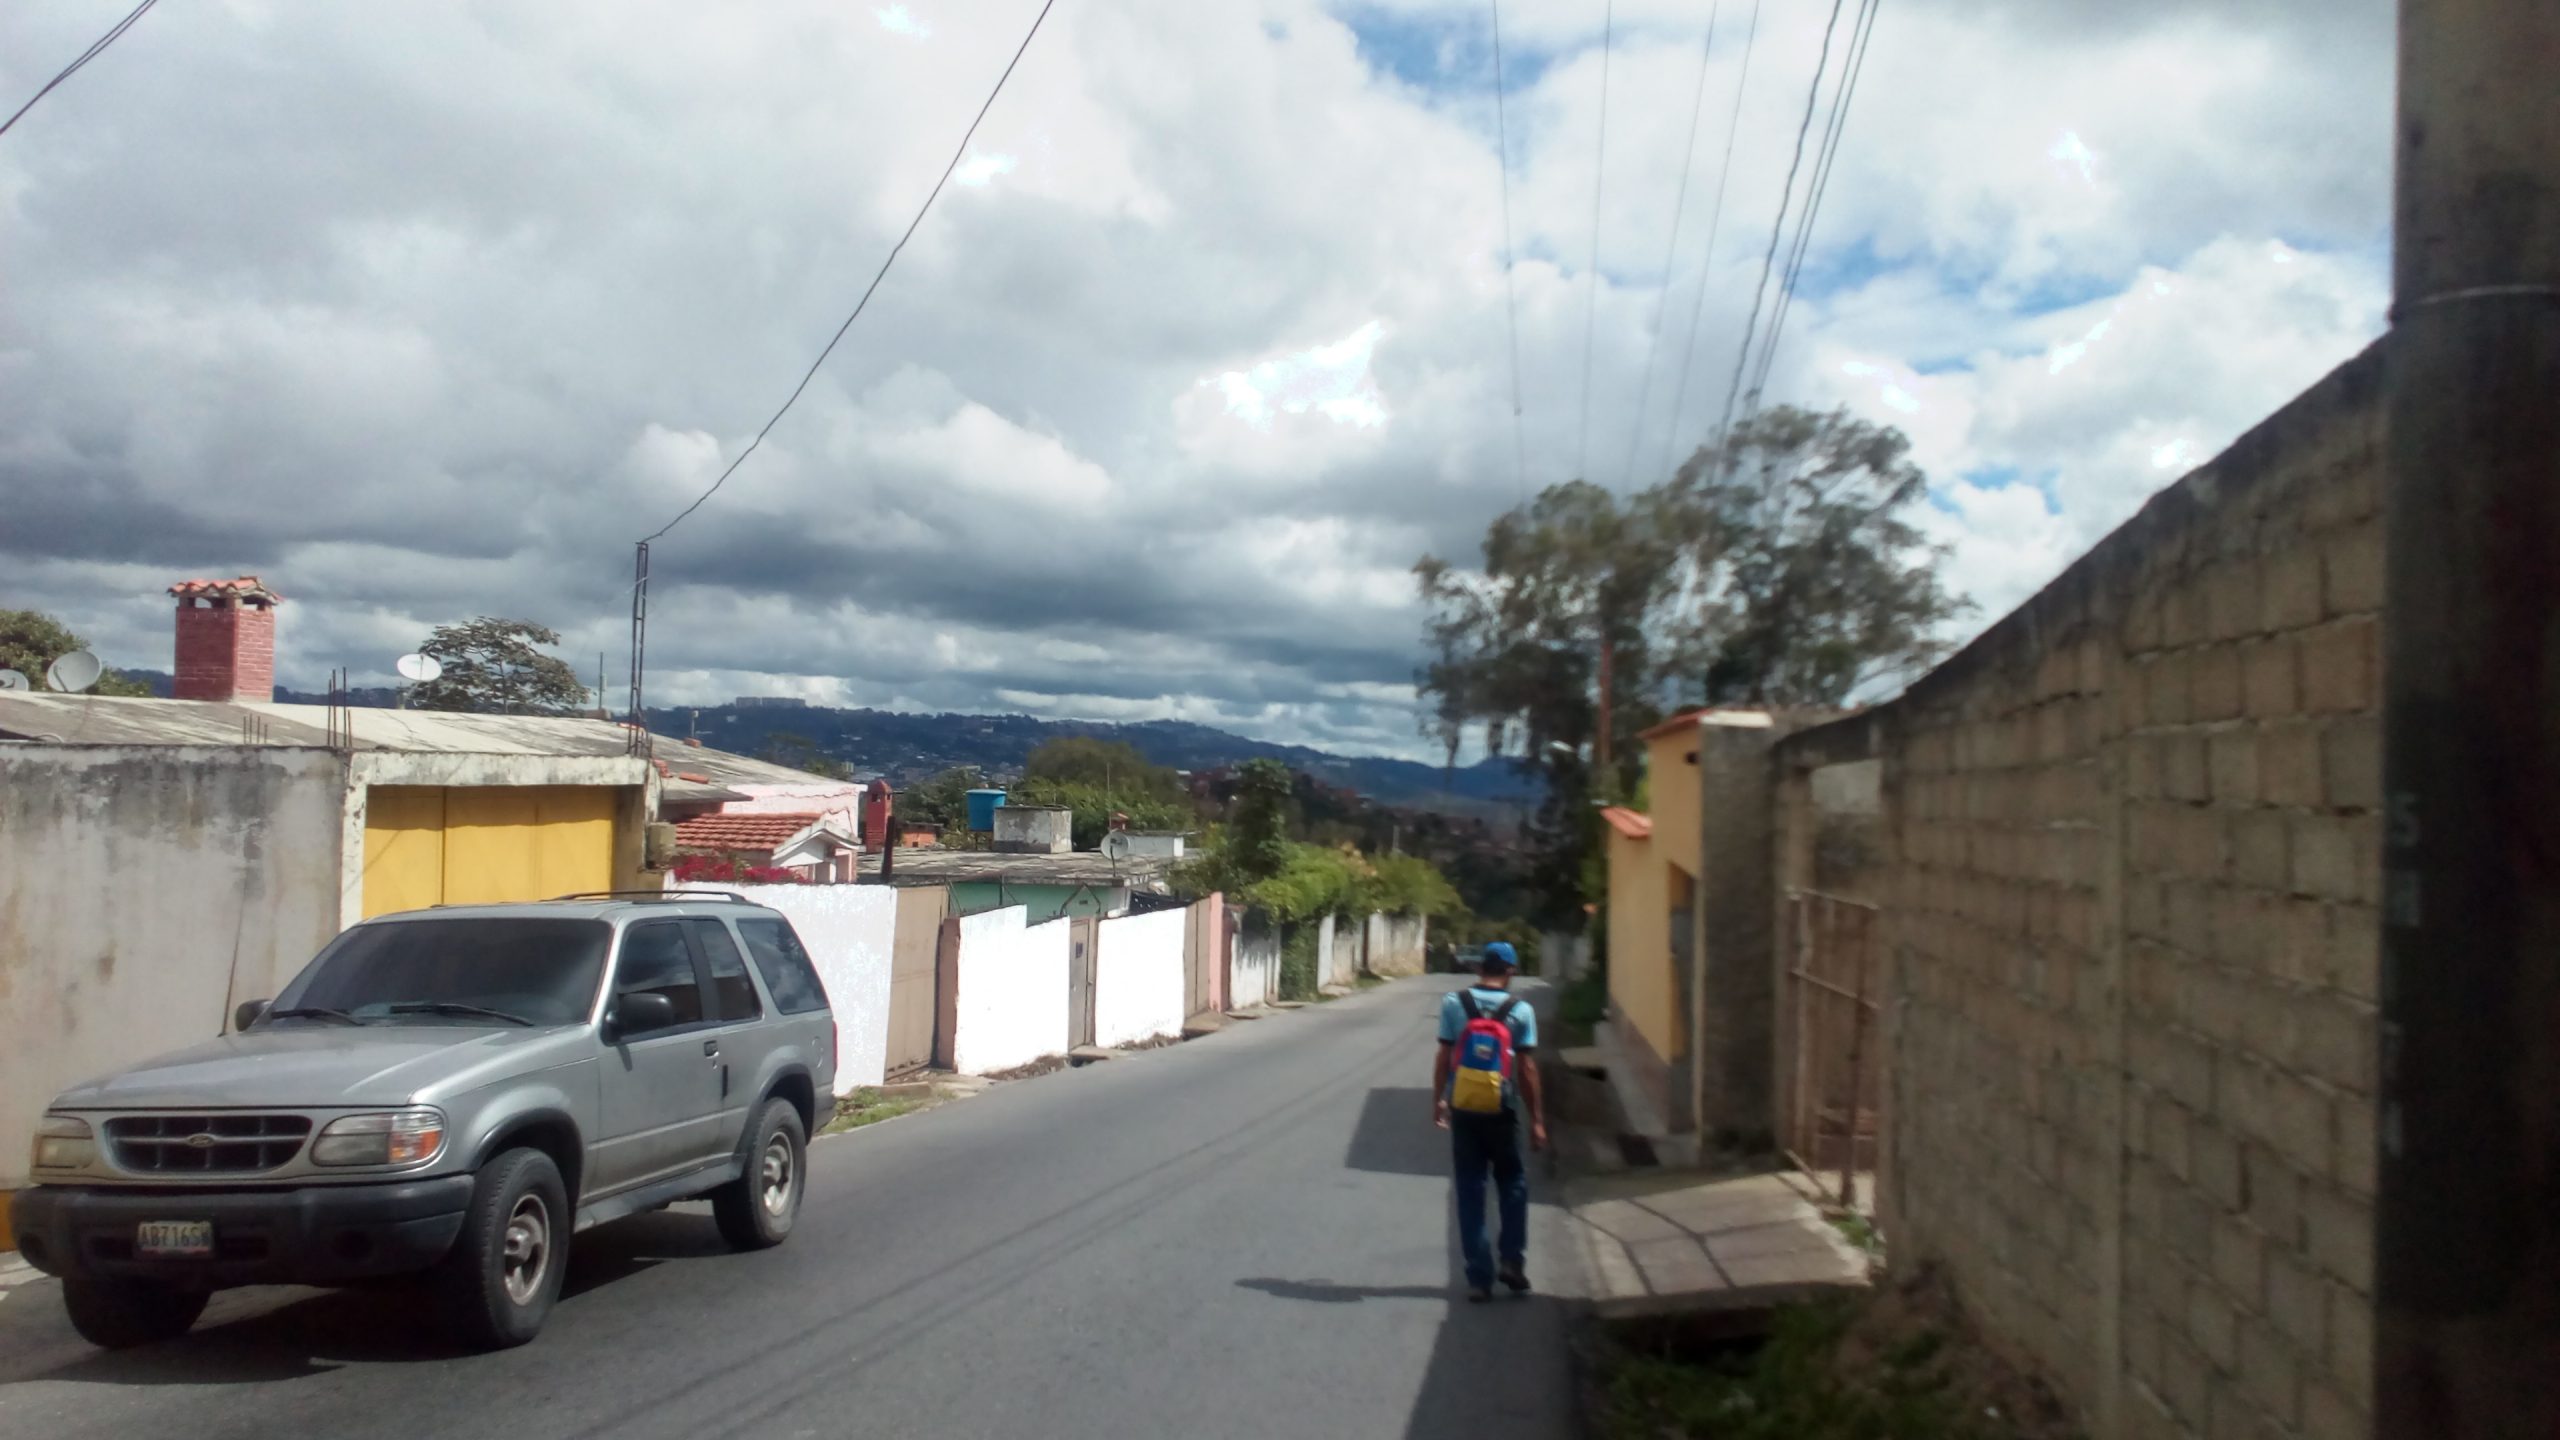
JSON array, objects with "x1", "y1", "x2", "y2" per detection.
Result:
[
  {"x1": 1710, "y1": 0, "x2": 1850, "y2": 452},
  {"x1": 1, "y1": 0, "x2": 159, "y2": 140},
  {"x1": 1655, "y1": 0, "x2": 1763, "y2": 482},
  {"x1": 1574, "y1": 0, "x2": 1614, "y2": 482},
  {"x1": 642, "y1": 0, "x2": 1059, "y2": 543},
  {"x1": 1746, "y1": 0, "x2": 1879, "y2": 412},
  {"x1": 1620, "y1": 0, "x2": 1724, "y2": 488}
]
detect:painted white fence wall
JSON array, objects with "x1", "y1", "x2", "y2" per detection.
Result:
[
  {"x1": 1316, "y1": 913, "x2": 1358, "y2": 990},
  {"x1": 729, "y1": 882, "x2": 898, "y2": 1092},
  {"x1": 951, "y1": 906, "x2": 1069, "y2": 1074},
  {"x1": 1093, "y1": 907, "x2": 1187, "y2": 1047},
  {"x1": 1364, "y1": 912, "x2": 1429, "y2": 977},
  {"x1": 1230, "y1": 927, "x2": 1281, "y2": 1009}
]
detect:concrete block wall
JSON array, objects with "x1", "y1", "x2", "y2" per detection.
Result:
[
  {"x1": 1231, "y1": 925, "x2": 1282, "y2": 1009},
  {"x1": 1093, "y1": 907, "x2": 1187, "y2": 1047},
  {"x1": 948, "y1": 906, "x2": 1070, "y2": 1074},
  {"x1": 1809, "y1": 345, "x2": 2385, "y2": 1440},
  {"x1": 732, "y1": 882, "x2": 899, "y2": 1092}
]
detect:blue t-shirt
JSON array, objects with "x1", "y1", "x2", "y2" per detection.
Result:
[{"x1": 1437, "y1": 986, "x2": 1536, "y2": 1051}]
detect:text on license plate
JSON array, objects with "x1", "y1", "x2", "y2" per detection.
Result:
[{"x1": 135, "y1": 1220, "x2": 214, "y2": 1257}]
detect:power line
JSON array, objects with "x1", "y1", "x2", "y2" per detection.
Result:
[
  {"x1": 642, "y1": 0, "x2": 1059, "y2": 544},
  {"x1": 1656, "y1": 0, "x2": 1763, "y2": 482},
  {"x1": 1620, "y1": 0, "x2": 1724, "y2": 488},
  {"x1": 1489, "y1": 0, "x2": 1528, "y2": 500},
  {"x1": 1747, "y1": 0, "x2": 1880, "y2": 411},
  {"x1": 1, "y1": 0, "x2": 159, "y2": 140},
  {"x1": 1574, "y1": 0, "x2": 1614, "y2": 482},
  {"x1": 1711, "y1": 0, "x2": 1851, "y2": 452}
]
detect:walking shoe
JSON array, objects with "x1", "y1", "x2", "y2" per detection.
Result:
[
  {"x1": 1498, "y1": 1263, "x2": 1531, "y2": 1295},
  {"x1": 1466, "y1": 1285, "x2": 1494, "y2": 1303}
]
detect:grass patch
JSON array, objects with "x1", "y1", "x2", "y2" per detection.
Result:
[
  {"x1": 825, "y1": 1087, "x2": 928, "y2": 1134},
  {"x1": 1356, "y1": 973, "x2": 1390, "y2": 990},
  {"x1": 1591, "y1": 1279, "x2": 2078, "y2": 1440}
]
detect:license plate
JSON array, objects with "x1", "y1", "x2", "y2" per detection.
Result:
[{"x1": 135, "y1": 1220, "x2": 214, "y2": 1258}]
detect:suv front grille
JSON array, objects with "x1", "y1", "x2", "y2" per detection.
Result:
[{"x1": 105, "y1": 1114, "x2": 312, "y2": 1174}]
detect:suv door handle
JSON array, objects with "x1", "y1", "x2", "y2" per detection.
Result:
[{"x1": 703, "y1": 1039, "x2": 721, "y2": 1057}]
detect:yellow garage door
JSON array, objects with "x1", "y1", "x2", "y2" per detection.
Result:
[{"x1": 361, "y1": 786, "x2": 619, "y2": 918}]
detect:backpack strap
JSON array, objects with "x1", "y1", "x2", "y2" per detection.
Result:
[
  {"x1": 1456, "y1": 989, "x2": 1483, "y2": 1021},
  {"x1": 1491, "y1": 995, "x2": 1521, "y2": 1024}
]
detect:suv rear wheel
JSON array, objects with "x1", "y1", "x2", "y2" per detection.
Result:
[
  {"x1": 61, "y1": 1278, "x2": 208, "y2": 1349},
  {"x1": 435, "y1": 1147, "x2": 568, "y2": 1349},
  {"x1": 713, "y1": 1098, "x2": 806, "y2": 1250}
]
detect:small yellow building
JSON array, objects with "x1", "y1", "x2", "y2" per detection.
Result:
[{"x1": 1600, "y1": 710, "x2": 1712, "y2": 1120}]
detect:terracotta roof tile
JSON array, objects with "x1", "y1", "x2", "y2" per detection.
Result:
[
  {"x1": 1599, "y1": 806, "x2": 1653, "y2": 839},
  {"x1": 673, "y1": 811, "x2": 836, "y2": 854},
  {"x1": 168, "y1": 576, "x2": 281, "y2": 603}
]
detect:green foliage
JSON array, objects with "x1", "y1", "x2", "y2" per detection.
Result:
[
  {"x1": 1596, "y1": 1299, "x2": 2037, "y2": 1440},
  {"x1": 410, "y1": 617, "x2": 590, "y2": 715},
  {"x1": 0, "y1": 609, "x2": 154, "y2": 695},
  {"x1": 1279, "y1": 923, "x2": 1320, "y2": 1002},
  {"x1": 1414, "y1": 406, "x2": 1968, "y2": 925},
  {"x1": 1022, "y1": 737, "x2": 1186, "y2": 805},
  {"x1": 759, "y1": 730, "x2": 856, "y2": 780},
  {"x1": 1227, "y1": 758, "x2": 1294, "y2": 887},
  {"x1": 1180, "y1": 836, "x2": 1464, "y2": 924}
]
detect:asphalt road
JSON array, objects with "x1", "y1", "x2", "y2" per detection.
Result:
[{"x1": 0, "y1": 978, "x2": 1584, "y2": 1440}]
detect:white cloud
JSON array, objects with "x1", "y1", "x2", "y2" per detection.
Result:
[
  {"x1": 952, "y1": 151, "x2": 1015, "y2": 186},
  {"x1": 875, "y1": 6, "x2": 930, "y2": 40}
]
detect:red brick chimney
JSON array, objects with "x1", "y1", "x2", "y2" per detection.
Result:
[{"x1": 169, "y1": 577, "x2": 281, "y2": 702}]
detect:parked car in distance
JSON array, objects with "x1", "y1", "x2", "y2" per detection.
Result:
[{"x1": 10, "y1": 891, "x2": 836, "y2": 1351}]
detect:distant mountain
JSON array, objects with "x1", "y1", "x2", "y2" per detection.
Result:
[
  {"x1": 108, "y1": 671, "x2": 1536, "y2": 818},
  {"x1": 646, "y1": 702, "x2": 1541, "y2": 816}
]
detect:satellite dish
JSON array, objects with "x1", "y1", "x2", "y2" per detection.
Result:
[
  {"x1": 0, "y1": 670, "x2": 26, "y2": 691},
  {"x1": 44, "y1": 650, "x2": 102, "y2": 694},
  {"x1": 1101, "y1": 830, "x2": 1132, "y2": 862},
  {"x1": 396, "y1": 653, "x2": 444, "y2": 683}
]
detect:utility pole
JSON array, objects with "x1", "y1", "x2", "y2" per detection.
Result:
[{"x1": 2377, "y1": 2, "x2": 2560, "y2": 1436}]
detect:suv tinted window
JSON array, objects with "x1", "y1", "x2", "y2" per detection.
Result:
[
  {"x1": 689, "y1": 919, "x2": 762, "y2": 1022},
  {"x1": 737, "y1": 918, "x2": 828, "y2": 1015},
  {"x1": 615, "y1": 921, "x2": 703, "y2": 1030},
  {"x1": 275, "y1": 918, "x2": 610, "y2": 1026}
]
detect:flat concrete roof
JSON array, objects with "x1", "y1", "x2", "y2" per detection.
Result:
[
  {"x1": 860, "y1": 847, "x2": 1180, "y2": 888},
  {"x1": 0, "y1": 694, "x2": 841, "y2": 790}
]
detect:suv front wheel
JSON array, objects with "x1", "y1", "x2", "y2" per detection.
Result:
[
  {"x1": 713, "y1": 1098, "x2": 806, "y2": 1250},
  {"x1": 61, "y1": 1278, "x2": 208, "y2": 1349},
  {"x1": 436, "y1": 1147, "x2": 569, "y2": 1349}
]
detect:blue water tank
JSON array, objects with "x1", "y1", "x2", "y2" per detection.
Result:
[{"x1": 965, "y1": 789, "x2": 1008, "y2": 832}]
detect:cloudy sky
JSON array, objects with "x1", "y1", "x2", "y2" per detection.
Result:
[{"x1": 1, "y1": 0, "x2": 2393, "y2": 756}]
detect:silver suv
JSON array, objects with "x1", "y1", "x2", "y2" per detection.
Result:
[{"x1": 10, "y1": 891, "x2": 836, "y2": 1351}]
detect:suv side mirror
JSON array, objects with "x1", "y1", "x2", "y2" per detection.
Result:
[
  {"x1": 234, "y1": 999, "x2": 271, "y2": 1033},
  {"x1": 607, "y1": 990, "x2": 678, "y2": 1043}
]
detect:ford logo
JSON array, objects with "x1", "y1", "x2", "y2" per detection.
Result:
[{"x1": 184, "y1": 1133, "x2": 218, "y2": 1149}]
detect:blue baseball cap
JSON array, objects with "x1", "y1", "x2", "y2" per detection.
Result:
[{"x1": 1480, "y1": 942, "x2": 1518, "y2": 972}]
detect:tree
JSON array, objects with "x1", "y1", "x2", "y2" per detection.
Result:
[
  {"x1": 0, "y1": 609, "x2": 153, "y2": 696},
  {"x1": 407, "y1": 618, "x2": 590, "y2": 715},
  {"x1": 1022, "y1": 737, "x2": 1186, "y2": 806},
  {"x1": 1414, "y1": 405, "x2": 1966, "y2": 923}
]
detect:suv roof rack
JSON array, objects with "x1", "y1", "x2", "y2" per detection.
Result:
[{"x1": 546, "y1": 889, "x2": 752, "y2": 904}]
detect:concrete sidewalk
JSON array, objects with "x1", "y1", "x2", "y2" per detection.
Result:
[{"x1": 1567, "y1": 1168, "x2": 1873, "y2": 1321}]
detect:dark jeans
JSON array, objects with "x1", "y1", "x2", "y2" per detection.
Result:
[{"x1": 1450, "y1": 1110, "x2": 1528, "y2": 1289}]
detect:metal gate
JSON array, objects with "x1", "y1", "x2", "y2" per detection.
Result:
[
  {"x1": 1782, "y1": 891, "x2": 1883, "y2": 1208},
  {"x1": 1067, "y1": 915, "x2": 1101, "y2": 1049}
]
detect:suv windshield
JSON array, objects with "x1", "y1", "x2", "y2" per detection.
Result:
[{"x1": 268, "y1": 918, "x2": 612, "y2": 1027}]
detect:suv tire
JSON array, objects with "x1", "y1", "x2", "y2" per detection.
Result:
[
  {"x1": 435, "y1": 1147, "x2": 569, "y2": 1349},
  {"x1": 713, "y1": 1098, "x2": 806, "y2": 1251},
  {"x1": 61, "y1": 1278, "x2": 208, "y2": 1349}
]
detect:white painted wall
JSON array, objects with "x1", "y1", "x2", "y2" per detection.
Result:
[
  {"x1": 1092, "y1": 908, "x2": 1186, "y2": 1047},
  {"x1": 1365, "y1": 913, "x2": 1428, "y2": 977},
  {"x1": 1316, "y1": 913, "x2": 1358, "y2": 990},
  {"x1": 730, "y1": 882, "x2": 898, "y2": 1092},
  {"x1": 1230, "y1": 927, "x2": 1281, "y2": 1009},
  {"x1": 0, "y1": 747, "x2": 349, "y2": 1190},
  {"x1": 951, "y1": 906, "x2": 1069, "y2": 1074}
]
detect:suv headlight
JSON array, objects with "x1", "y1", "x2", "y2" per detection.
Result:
[
  {"x1": 312, "y1": 1109, "x2": 446, "y2": 1167},
  {"x1": 33, "y1": 1114, "x2": 95, "y2": 1171}
]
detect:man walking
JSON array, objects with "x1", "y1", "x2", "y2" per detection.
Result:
[{"x1": 1432, "y1": 941, "x2": 1547, "y2": 1301}]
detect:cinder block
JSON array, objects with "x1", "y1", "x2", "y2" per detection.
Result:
[
  {"x1": 2289, "y1": 814, "x2": 2362, "y2": 902},
  {"x1": 2292, "y1": 996, "x2": 2376, "y2": 1094},
  {"x1": 2301, "y1": 1379, "x2": 2368, "y2": 1440},
  {"x1": 2209, "y1": 1215, "x2": 2267, "y2": 1306},
  {"x1": 2225, "y1": 813, "x2": 2291, "y2": 892},
  {"x1": 2260, "y1": 724, "x2": 2325, "y2": 807},
  {"x1": 2322, "y1": 714, "x2": 2381, "y2": 812},
  {"x1": 2264, "y1": 1247, "x2": 2329, "y2": 1354},
  {"x1": 2301, "y1": 1183, "x2": 2373, "y2": 1293},
  {"x1": 2238, "y1": 1324, "x2": 2304, "y2": 1425},
  {"x1": 2332, "y1": 1094, "x2": 2377, "y2": 1198},
  {"x1": 2192, "y1": 1121, "x2": 2246, "y2": 1210},
  {"x1": 2192, "y1": 645, "x2": 2244, "y2": 721},
  {"x1": 2321, "y1": 521, "x2": 2384, "y2": 618},
  {"x1": 2260, "y1": 544, "x2": 2325, "y2": 632},
  {"x1": 2241, "y1": 637, "x2": 2300, "y2": 718},
  {"x1": 2299, "y1": 618, "x2": 2378, "y2": 715},
  {"x1": 2189, "y1": 1282, "x2": 2243, "y2": 1368},
  {"x1": 2208, "y1": 730, "x2": 2261, "y2": 806},
  {"x1": 2205, "y1": 562, "x2": 2264, "y2": 641},
  {"x1": 2326, "y1": 1283, "x2": 2374, "y2": 1397},
  {"x1": 2326, "y1": 903, "x2": 2380, "y2": 1002}
]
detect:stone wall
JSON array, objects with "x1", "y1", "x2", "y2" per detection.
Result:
[{"x1": 1780, "y1": 344, "x2": 2384, "y2": 1440}]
